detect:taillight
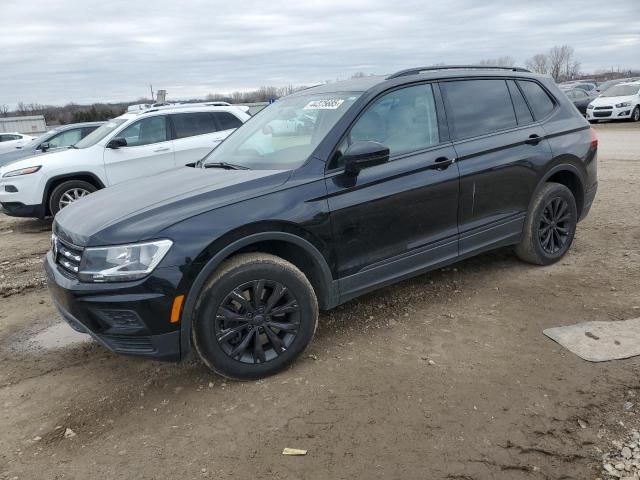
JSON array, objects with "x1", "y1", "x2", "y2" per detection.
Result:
[{"x1": 590, "y1": 127, "x2": 598, "y2": 150}]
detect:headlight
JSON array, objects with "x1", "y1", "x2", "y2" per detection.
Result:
[
  {"x1": 615, "y1": 102, "x2": 631, "y2": 108},
  {"x1": 2, "y1": 166, "x2": 41, "y2": 177},
  {"x1": 586, "y1": 104, "x2": 594, "y2": 109},
  {"x1": 78, "y1": 239, "x2": 173, "y2": 282}
]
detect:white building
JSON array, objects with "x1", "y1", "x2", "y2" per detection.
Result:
[{"x1": 0, "y1": 115, "x2": 47, "y2": 135}]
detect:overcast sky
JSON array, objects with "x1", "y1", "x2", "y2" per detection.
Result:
[{"x1": 1, "y1": 0, "x2": 639, "y2": 107}]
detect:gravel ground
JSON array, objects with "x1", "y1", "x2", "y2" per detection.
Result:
[{"x1": 0, "y1": 122, "x2": 639, "y2": 480}]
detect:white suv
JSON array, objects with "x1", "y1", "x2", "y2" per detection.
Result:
[
  {"x1": 586, "y1": 81, "x2": 640, "y2": 123},
  {"x1": 0, "y1": 105, "x2": 249, "y2": 218}
]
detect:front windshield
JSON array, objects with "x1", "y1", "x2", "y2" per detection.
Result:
[
  {"x1": 74, "y1": 119, "x2": 127, "y2": 148},
  {"x1": 203, "y1": 92, "x2": 362, "y2": 170},
  {"x1": 601, "y1": 85, "x2": 640, "y2": 97}
]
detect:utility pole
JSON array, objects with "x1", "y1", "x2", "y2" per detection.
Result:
[{"x1": 150, "y1": 84, "x2": 154, "y2": 102}]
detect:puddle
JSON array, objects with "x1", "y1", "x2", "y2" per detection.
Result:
[{"x1": 17, "y1": 322, "x2": 92, "y2": 352}]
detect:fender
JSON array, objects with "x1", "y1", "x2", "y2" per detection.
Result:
[
  {"x1": 42, "y1": 171, "x2": 106, "y2": 205},
  {"x1": 540, "y1": 162, "x2": 586, "y2": 188},
  {"x1": 178, "y1": 231, "x2": 338, "y2": 358}
]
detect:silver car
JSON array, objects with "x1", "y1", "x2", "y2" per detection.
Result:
[{"x1": 0, "y1": 122, "x2": 103, "y2": 167}]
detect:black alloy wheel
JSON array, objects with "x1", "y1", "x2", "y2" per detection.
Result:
[
  {"x1": 537, "y1": 197, "x2": 571, "y2": 255},
  {"x1": 215, "y1": 279, "x2": 300, "y2": 364}
]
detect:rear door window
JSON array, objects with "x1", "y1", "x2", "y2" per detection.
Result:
[
  {"x1": 172, "y1": 112, "x2": 218, "y2": 139},
  {"x1": 507, "y1": 80, "x2": 534, "y2": 125},
  {"x1": 442, "y1": 79, "x2": 518, "y2": 139},
  {"x1": 517, "y1": 80, "x2": 556, "y2": 120},
  {"x1": 213, "y1": 112, "x2": 243, "y2": 131}
]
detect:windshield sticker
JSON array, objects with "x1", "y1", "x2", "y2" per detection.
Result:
[{"x1": 304, "y1": 99, "x2": 345, "y2": 110}]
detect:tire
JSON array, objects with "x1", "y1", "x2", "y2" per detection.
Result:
[
  {"x1": 515, "y1": 182, "x2": 577, "y2": 266},
  {"x1": 48, "y1": 180, "x2": 97, "y2": 216},
  {"x1": 631, "y1": 106, "x2": 640, "y2": 122},
  {"x1": 192, "y1": 253, "x2": 318, "y2": 380}
]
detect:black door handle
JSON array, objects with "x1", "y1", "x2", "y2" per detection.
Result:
[
  {"x1": 428, "y1": 157, "x2": 455, "y2": 171},
  {"x1": 524, "y1": 134, "x2": 541, "y2": 146}
]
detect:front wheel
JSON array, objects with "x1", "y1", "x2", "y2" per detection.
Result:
[
  {"x1": 192, "y1": 253, "x2": 318, "y2": 380},
  {"x1": 631, "y1": 106, "x2": 640, "y2": 122},
  {"x1": 48, "y1": 180, "x2": 97, "y2": 216},
  {"x1": 515, "y1": 182, "x2": 577, "y2": 265}
]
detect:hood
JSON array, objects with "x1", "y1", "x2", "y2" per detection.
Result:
[
  {"x1": 0, "y1": 147, "x2": 80, "y2": 175},
  {"x1": 0, "y1": 144, "x2": 39, "y2": 168},
  {"x1": 592, "y1": 95, "x2": 636, "y2": 106},
  {"x1": 54, "y1": 166, "x2": 290, "y2": 246}
]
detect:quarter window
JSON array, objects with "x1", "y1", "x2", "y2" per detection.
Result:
[
  {"x1": 213, "y1": 112, "x2": 243, "y2": 131},
  {"x1": 517, "y1": 81, "x2": 556, "y2": 120},
  {"x1": 118, "y1": 116, "x2": 168, "y2": 147},
  {"x1": 172, "y1": 112, "x2": 218, "y2": 139},
  {"x1": 443, "y1": 79, "x2": 517, "y2": 139}
]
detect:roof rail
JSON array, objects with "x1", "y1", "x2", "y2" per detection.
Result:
[{"x1": 387, "y1": 65, "x2": 530, "y2": 80}]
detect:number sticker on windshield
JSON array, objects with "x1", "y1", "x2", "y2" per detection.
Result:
[{"x1": 304, "y1": 99, "x2": 345, "y2": 110}]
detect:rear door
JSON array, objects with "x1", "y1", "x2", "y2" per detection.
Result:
[
  {"x1": 325, "y1": 83, "x2": 459, "y2": 296},
  {"x1": 103, "y1": 115, "x2": 175, "y2": 185},
  {"x1": 440, "y1": 78, "x2": 553, "y2": 255},
  {"x1": 211, "y1": 111, "x2": 244, "y2": 145}
]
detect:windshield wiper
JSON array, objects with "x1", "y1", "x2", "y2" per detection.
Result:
[
  {"x1": 203, "y1": 162, "x2": 250, "y2": 171},
  {"x1": 68, "y1": 145, "x2": 78, "y2": 149}
]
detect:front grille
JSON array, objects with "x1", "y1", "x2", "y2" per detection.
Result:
[
  {"x1": 53, "y1": 235, "x2": 83, "y2": 279},
  {"x1": 593, "y1": 111, "x2": 612, "y2": 118},
  {"x1": 594, "y1": 106, "x2": 613, "y2": 110}
]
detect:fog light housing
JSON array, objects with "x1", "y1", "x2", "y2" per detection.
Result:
[{"x1": 4, "y1": 185, "x2": 18, "y2": 193}]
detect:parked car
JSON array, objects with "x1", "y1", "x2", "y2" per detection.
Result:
[
  {"x1": 593, "y1": 78, "x2": 640, "y2": 95},
  {"x1": 0, "y1": 105, "x2": 249, "y2": 217},
  {"x1": 44, "y1": 65, "x2": 597, "y2": 380},
  {"x1": 0, "y1": 133, "x2": 34, "y2": 154},
  {"x1": 587, "y1": 81, "x2": 640, "y2": 122},
  {"x1": 570, "y1": 82, "x2": 597, "y2": 95},
  {"x1": 563, "y1": 88, "x2": 594, "y2": 115},
  {"x1": 0, "y1": 122, "x2": 103, "y2": 168}
]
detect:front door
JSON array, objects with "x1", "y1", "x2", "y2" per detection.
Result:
[
  {"x1": 103, "y1": 115, "x2": 175, "y2": 185},
  {"x1": 324, "y1": 83, "x2": 459, "y2": 299}
]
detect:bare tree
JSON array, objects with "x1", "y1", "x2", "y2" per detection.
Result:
[
  {"x1": 548, "y1": 45, "x2": 578, "y2": 82},
  {"x1": 0, "y1": 104, "x2": 8, "y2": 117},
  {"x1": 477, "y1": 56, "x2": 516, "y2": 67},
  {"x1": 525, "y1": 54, "x2": 549, "y2": 75}
]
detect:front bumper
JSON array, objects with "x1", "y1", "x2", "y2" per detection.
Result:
[
  {"x1": 44, "y1": 251, "x2": 183, "y2": 361},
  {"x1": 1, "y1": 201, "x2": 46, "y2": 218},
  {"x1": 587, "y1": 105, "x2": 633, "y2": 120}
]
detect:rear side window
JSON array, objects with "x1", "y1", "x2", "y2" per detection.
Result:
[
  {"x1": 507, "y1": 80, "x2": 534, "y2": 125},
  {"x1": 213, "y1": 112, "x2": 243, "y2": 131},
  {"x1": 442, "y1": 79, "x2": 517, "y2": 139},
  {"x1": 517, "y1": 81, "x2": 556, "y2": 120},
  {"x1": 172, "y1": 112, "x2": 218, "y2": 139}
]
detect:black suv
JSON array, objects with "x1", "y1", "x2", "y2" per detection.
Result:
[{"x1": 46, "y1": 66, "x2": 598, "y2": 379}]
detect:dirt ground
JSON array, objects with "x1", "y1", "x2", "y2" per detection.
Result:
[{"x1": 0, "y1": 122, "x2": 639, "y2": 480}]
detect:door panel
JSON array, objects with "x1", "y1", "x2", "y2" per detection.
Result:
[
  {"x1": 326, "y1": 145, "x2": 459, "y2": 279},
  {"x1": 103, "y1": 116, "x2": 175, "y2": 185},
  {"x1": 325, "y1": 83, "x2": 460, "y2": 286},
  {"x1": 453, "y1": 127, "x2": 552, "y2": 254}
]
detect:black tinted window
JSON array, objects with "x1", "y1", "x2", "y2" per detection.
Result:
[
  {"x1": 213, "y1": 112, "x2": 243, "y2": 131},
  {"x1": 443, "y1": 79, "x2": 517, "y2": 138},
  {"x1": 172, "y1": 112, "x2": 218, "y2": 139},
  {"x1": 517, "y1": 81, "x2": 555, "y2": 120},
  {"x1": 507, "y1": 80, "x2": 534, "y2": 125}
]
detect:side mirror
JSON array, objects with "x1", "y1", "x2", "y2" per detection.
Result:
[
  {"x1": 39, "y1": 142, "x2": 50, "y2": 152},
  {"x1": 106, "y1": 137, "x2": 127, "y2": 149},
  {"x1": 342, "y1": 141, "x2": 390, "y2": 176}
]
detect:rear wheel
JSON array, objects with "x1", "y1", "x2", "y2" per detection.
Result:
[
  {"x1": 515, "y1": 182, "x2": 577, "y2": 265},
  {"x1": 48, "y1": 180, "x2": 97, "y2": 216},
  {"x1": 192, "y1": 253, "x2": 318, "y2": 380}
]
